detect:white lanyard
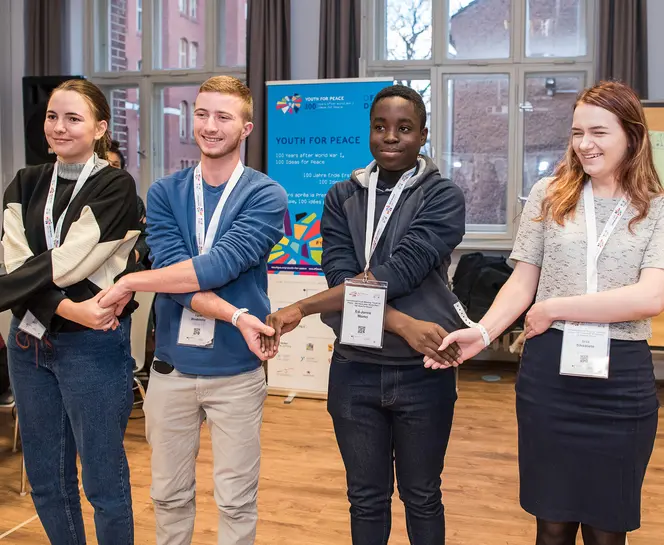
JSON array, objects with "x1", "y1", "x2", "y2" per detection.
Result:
[
  {"x1": 44, "y1": 154, "x2": 97, "y2": 249},
  {"x1": 583, "y1": 181, "x2": 630, "y2": 294},
  {"x1": 193, "y1": 161, "x2": 244, "y2": 255},
  {"x1": 364, "y1": 165, "x2": 416, "y2": 274}
]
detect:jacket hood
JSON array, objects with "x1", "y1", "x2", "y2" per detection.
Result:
[{"x1": 350, "y1": 155, "x2": 439, "y2": 190}]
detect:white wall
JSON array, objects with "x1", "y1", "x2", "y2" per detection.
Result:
[
  {"x1": 648, "y1": 0, "x2": 664, "y2": 100},
  {"x1": 290, "y1": 0, "x2": 321, "y2": 80}
]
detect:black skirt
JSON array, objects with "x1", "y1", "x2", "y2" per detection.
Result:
[{"x1": 516, "y1": 328, "x2": 659, "y2": 532}]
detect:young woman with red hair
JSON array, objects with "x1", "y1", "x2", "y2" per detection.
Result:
[{"x1": 434, "y1": 80, "x2": 663, "y2": 545}]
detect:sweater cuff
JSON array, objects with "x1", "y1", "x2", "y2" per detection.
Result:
[
  {"x1": 369, "y1": 264, "x2": 405, "y2": 299},
  {"x1": 170, "y1": 292, "x2": 195, "y2": 310},
  {"x1": 27, "y1": 290, "x2": 68, "y2": 329},
  {"x1": 192, "y1": 254, "x2": 218, "y2": 291}
]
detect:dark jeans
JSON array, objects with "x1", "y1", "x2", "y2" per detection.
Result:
[
  {"x1": 327, "y1": 356, "x2": 457, "y2": 545},
  {"x1": 8, "y1": 317, "x2": 135, "y2": 545}
]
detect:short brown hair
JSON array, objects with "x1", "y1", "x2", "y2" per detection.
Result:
[
  {"x1": 51, "y1": 79, "x2": 112, "y2": 159},
  {"x1": 198, "y1": 76, "x2": 253, "y2": 122}
]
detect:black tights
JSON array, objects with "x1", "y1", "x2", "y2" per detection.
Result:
[{"x1": 536, "y1": 518, "x2": 627, "y2": 545}]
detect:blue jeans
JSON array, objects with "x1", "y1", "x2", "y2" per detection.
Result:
[
  {"x1": 327, "y1": 356, "x2": 457, "y2": 545},
  {"x1": 8, "y1": 317, "x2": 135, "y2": 545}
]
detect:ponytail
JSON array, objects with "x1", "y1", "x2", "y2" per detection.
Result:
[{"x1": 95, "y1": 131, "x2": 112, "y2": 160}]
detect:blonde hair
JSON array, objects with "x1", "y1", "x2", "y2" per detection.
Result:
[
  {"x1": 539, "y1": 80, "x2": 663, "y2": 231},
  {"x1": 51, "y1": 79, "x2": 112, "y2": 159},
  {"x1": 198, "y1": 76, "x2": 253, "y2": 122}
]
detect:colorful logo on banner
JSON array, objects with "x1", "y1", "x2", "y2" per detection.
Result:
[
  {"x1": 268, "y1": 211, "x2": 322, "y2": 273},
  {"x1": 276, "y1": 94, "x2": 302, "y2": 114}
]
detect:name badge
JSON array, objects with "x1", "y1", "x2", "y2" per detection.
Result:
[
  {"x1": 178, "y1": 308, "x2": 215, "y2": 348},
  {"x1": 19, "y1": 310, "x2": 46, "y2": 340},
  {"x1": 560, "y1": 322, "x2": 610, "y2": 379},
  {"x1": 340, "y1": 279, "x2": 388, "y2": 348}
]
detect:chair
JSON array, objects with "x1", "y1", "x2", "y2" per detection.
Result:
[{"x1": 130, "y1": 291, "x2": 156, "y2": 408}]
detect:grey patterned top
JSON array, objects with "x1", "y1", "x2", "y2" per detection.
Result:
[{"x1": 510, "y1": 178, "x2": 664, "y2": 340}]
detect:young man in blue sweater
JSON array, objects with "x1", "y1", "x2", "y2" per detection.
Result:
[
  {"x1": 262, "y1": 85, "x2": 467, "y2": 544},
  {"x1": 102, "y1": 76, "x2": 287, "y2": 545}
]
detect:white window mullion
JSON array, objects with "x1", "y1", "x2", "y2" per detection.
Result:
[
  {"x1": 429, "y1": 66, "x2": 440, "y2": 161},
  {"x1": 207, "y1": 0, "x2": 217, "y2": 70},
  {"x1": 150, "y1": 0, "x2": 162, "y2": 71},
  {"x1": 151, "y1": 82, "x2": 166, "y2": 181},
  {"x1": 359, "y1": 0, "x2": 370, "y2": 76},
  {"x1": 84, "y1": 0, "x2": 96, "y2": 76},
  {"x1": 505, "y1": 65, "x2": 519, "y2": 240},
  {"x1": 431, "y1": 0, "x2": 446, "y2": 65},
  {"x1": 373, "y1": 0, "x2": 385, "y2": 62},
  {"x1": 512, "y1": 0, "x2": 524, "y2": 63},
  {"x1": 138, "y1": 76, "x2": 153, "y2": 202}
]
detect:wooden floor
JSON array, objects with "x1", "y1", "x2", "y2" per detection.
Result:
[{"x1": 1, "y1": 362, "x2": 663, "y2": 544}]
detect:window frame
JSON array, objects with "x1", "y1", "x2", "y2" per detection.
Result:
[
  {"x1": 179, "y1": 37, "x2": 188, "y2": 68},
  {"x1": 190, "y1": 41, "x2": 198, "y2": 68},
  {"x1": 361, "y1": 0, "x2": 597, "y2": 249},
  {"x1": 136, "y1": 0, "x2": 143, "y2": 33},
  {"x1": 190, "y1": 101, "x2": 196, "y2": 140},
  {"x1": 86, "y1": 0, "x2": 247, "y2": 200},
  {"x1": 179, "y1": 100, "x2": 188, "y2": 139}
]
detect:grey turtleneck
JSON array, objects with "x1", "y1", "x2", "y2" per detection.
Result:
[{"x1": 56, "y1": 155, "x2": 109, "y2": 180}]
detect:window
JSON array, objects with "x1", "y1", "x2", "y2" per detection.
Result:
[
  {"x1": 190, "y1": 42, "x2": 198, "y2": 68},
  {"x1": 106, "y1": 86, "x2": 140, "y2": 183},
  {"x1": 94, "y1": 0, "x2": 142, "y2": 72},
  {"x1": 90, "y1": 1, "x2": 248, "y2": 187},
  {"x1": 179, "y1": 101, "x2": 188, "y2": 139},
  {"x1": 448, "y1": 0, "x2": 510, "y2": 59},
  {"x1": 364, "y1": 0, "x2": 596, "y2": 246},
  {"x1": 190, "y1": 102, "x2": 195, "y2": 140},
  {"x1": 526, "y1": 0, "x2": 588, "y2": 58},
  {"x1": 136, "y1": 0, "x2": 143, "y2": 32},
  {"x1": 218, "y1": 0, "x2": 246, "y2": 66},
  {"x1": 179, "y1": 38, "x2": 188, "y2": 68},
  {"x1": 380, "y1": 0, "x2": 432, "y2": 60},
  {"x1": 190, "y1": 0, "x2": 198, "y2": 19},
  {"x1": 443, "y1": 74, "x2": 510, "y2": 228}
]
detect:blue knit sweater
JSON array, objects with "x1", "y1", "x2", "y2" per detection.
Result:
[{"x1": 146, "y1": 166, "x2": 287, "y2": 376}]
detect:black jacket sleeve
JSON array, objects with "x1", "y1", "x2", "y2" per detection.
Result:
[
  {"x1": 320, "y1": 183, "x2": 363, "y2": 288},
  {"x1": 370, "y1": 181, "x2": 465, "y2": 300}
]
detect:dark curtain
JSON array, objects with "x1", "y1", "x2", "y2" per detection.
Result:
[
  {"x1": 246, "y1": 0, "x2": 291, "y2": 172},
  {"x1": 318, "y1": 0, "x2": 361, "y2": 79},
  {"x1": 597, "y1": 0, "x2": 648, "y2": 98},
  {"x1": 25, "y1": 0, "x2": 65, "y2": 76}
]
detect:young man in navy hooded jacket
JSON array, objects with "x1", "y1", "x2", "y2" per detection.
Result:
[{"x1": 262, "y1": 85, "x2": 467, "y2": 544}]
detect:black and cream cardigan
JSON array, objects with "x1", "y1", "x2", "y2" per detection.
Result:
[{"x1": 1, "y1": 158, "x2": 141, "y2": 332}]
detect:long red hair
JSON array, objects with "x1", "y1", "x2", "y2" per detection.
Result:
[{"x1": 538, "y1": 80, "x2": 662, "y2": 231}]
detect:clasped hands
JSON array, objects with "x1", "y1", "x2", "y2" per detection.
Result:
[
  {"x1": 257, "y1": 304, "x2": 465, "y2": 369},
  {"x1": 57, "y1": 284, "x2": 133, "y2": 332}
]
